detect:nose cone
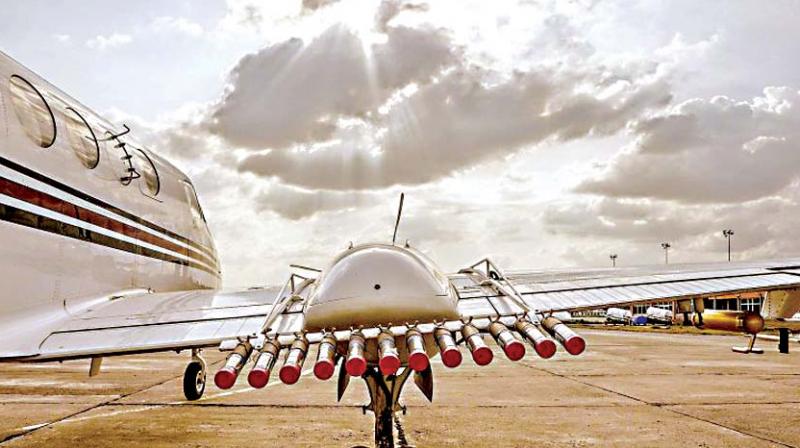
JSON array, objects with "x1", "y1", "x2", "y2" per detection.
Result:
[{"x1": 303, "y1": 245, "x2": 459, "y2": 331}]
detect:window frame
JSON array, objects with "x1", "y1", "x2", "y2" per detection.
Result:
[
  {"x1": 131, "y1": 146, "x2": 161, "y2": 197},
  {"x1": 182, "y1": 180, "x2": 208, "y2": 227},
  {"x1": 64, "y1": 106, "x2": 100, "y2": 169},
  {"x1": 8, "y1": 74, "x2": 57, "y2": 148}
]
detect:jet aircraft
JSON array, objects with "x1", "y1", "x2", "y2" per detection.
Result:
[{"x1": 1, "y1": 50, "x2": 800, "y2": 447}]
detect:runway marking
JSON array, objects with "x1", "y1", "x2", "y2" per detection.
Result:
[
  {"x1": 523, "y1": 363, "x2": 799, "y2": 448},
  {"x1": 0, "y1": 365, "x2": 315, "y2": 445}
]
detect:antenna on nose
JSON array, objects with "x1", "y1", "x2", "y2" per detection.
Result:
[{"x1": 392, "y1": 192, "x2": 405, "y2": 245}]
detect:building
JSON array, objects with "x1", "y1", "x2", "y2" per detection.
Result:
[{"x1": 572, "y1": 292, "x2": 767, "y2": 321}]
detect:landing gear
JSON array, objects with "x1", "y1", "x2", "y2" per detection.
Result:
[
  {"x1": 362, "y1": 366, "x2": 414, "y2": 448},
  {"x1": 183, "y1": 349, "x2": 206, "y2": 401},
  {"x1": 732, "y1": 334, "x2": 764, "y2": 354}
]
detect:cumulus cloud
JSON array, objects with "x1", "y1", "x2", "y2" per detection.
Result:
[
  {"x1": 237, "y1": 65, "x2": 671, "y2": 189},
  {"x1": 543, "y1": 193, "x2": 800, "y2": 265},
  {"x1": 374, "y1": 0, "x2": 428, "y2": 32},
  {"x1": 196, "y1": 0, "x2": 680, "y2": 192},
  {"x1": 255, "y1": 184, "x2": 380, "y2": 220},
  {"x1": 208, "y1": 23, "x2": 456, "y2": 149},
  {"x1": 85, "y1": 33, "x2": 133, "y2": 50},
  {"x1": 577, "y1": 87, "x2": 800, "y2": 203},
  {"x1": 543, "y1": 198, "x2": 712, "y2": 243},
  {"x1": 130, "y1": 0, "x2": 800, "y2": 281}
]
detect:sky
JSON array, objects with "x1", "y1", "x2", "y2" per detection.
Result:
[{"x1": 2, "y1": 0, "x2": 800, "y2": 288}]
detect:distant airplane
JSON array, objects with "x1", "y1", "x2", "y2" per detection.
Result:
[{"x1": 1, "y1": 50, "x2": 800, "y2": 448}]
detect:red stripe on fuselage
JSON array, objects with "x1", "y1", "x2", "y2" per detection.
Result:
[{"x1": 0, "y1": 176, "x2": 218, "y2": 270}]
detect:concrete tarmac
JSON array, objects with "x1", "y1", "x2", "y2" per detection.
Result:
[{"x1": 0, "y1": 330, "x2": 798, "y2": 447}]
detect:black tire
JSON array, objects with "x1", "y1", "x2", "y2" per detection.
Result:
[{"x1": 183, "y1": 361, "x2": 205, "y2": 401}]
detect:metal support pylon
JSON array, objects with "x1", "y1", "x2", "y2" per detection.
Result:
[{"x1": 362, "y1": 366, "x2": 414, "y2": 448}]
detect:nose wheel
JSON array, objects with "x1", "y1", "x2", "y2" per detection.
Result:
[{"x1": 183, "y1": 350, "x2": 206, "y2": 401}]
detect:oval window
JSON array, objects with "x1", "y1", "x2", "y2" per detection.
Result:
[
  {"x1": 8, "y1": 75, "x2": 56, "y2": 148},
  {"x1": 132, "y1": 148, "x2": 160, "y2": 196},
  {"x1": 64, "y1": 107, "x2": 100, "y2": 169}
]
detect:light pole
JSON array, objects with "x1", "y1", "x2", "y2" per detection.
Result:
[
  {"x1": 722, "y1": 229, "x2": 734, "y2": 262},
  {"x1": 661, "y1": 242, "x2": 671, "y2": 265},
  {"x1": 610, "y1": 254, "x2": 618, "y2": 267}
]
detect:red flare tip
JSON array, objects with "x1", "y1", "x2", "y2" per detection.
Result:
[
  {"x1": 472, "y1": 346, "x2": 494, "y2": 366},
  {"x1": 503, "y1": 340, "x2": 526, "y2": 361},
  {"x1": 214, "y1": 368, "x2": 237, "y2": 390},
  {"x1": 247, "y1": 369, "x2": 270, "y2": 389},
  {"x1": 564, "y1": 336, "x2": 586, "y2": 356},
  {"x1": 379, "y1": 354, "x2": 400, "y2": 376},
  {"x1": 345, "y1": 357, "x2": 367, "y2": 377},
  {"x1": 408, "y1": 352, "x2": 429, "y2": 372},
  {"x1": 441, "y1": 347, "x2": 462, "y2": 368},
  {"x1": 534, "y1": 340, "x2": 557, "y2": 359},
  {"x1": 313, "y1": 360, "x2": 335, "y2": 380},
  {"x1": 279, "y1": 365, "x2": 301, "y2": 385}
]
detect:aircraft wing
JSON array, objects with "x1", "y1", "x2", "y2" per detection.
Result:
[
  {"x1": 257, "y1": 257, "x2": 800, "y2": 349},
  {"x1": 1, "y1": 287, "x2": 280, "y2": 361},
  {"x1": 502, "y1": 258, "x2": 800, "y2": 313},
  {"x1": 10, "y1": 258, "x2": 800, "y2": 363}
]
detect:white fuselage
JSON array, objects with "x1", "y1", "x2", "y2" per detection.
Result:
[{"x1": 0, "y1": 51, "x2": 220, "y2": 318}]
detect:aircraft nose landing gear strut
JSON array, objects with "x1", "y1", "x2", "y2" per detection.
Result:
[{"x1": 362, "y1": 366, "x2": 415, "y2": 448}]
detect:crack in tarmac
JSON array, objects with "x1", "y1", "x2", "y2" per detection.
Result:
[
  {"x1": 0, "y1": 358, "x2": 234, "y2": 445},
  {"x1": 522, "y1": 363, "x2": 799, "y2": 448},
  {"x1": 2, "y1": 333, "x2": 798, "y2": 447},
  {"x1": 0, "y1": 363, "x2": 319, "y2": 445}
]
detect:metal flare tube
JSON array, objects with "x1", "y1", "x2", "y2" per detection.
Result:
[
  {"x1": 279, "y1": 337, "x2": 309, "y2": 385},
  {"x1": 313, "y1": 334, "x2": 338, "y2": 380},
  {"x1": 461, "y1": 323, "x2": 493, "y2": 366},
  {"x1": 541, "y1": 316, "x2": 586, "y2": 356},
  {"x1": 378, "y1": 331, "x2": 400, "y2": 375},
  {"x1": 488, "y1": 321, "x2": 526, "y2": 361},
  {"x1": 434, "y1": 327, "x2": 462, "y2": 368},
  {"x1": 345, "y1": 331, "x2": 367, "y2": 377},
  {"x1": 215, "y1": 341, "x2": 253, "y2": 389},
  {"x1": 405, "y1": 328, "x2": 429, "y2": 372},
  {"x1": 515, "y1": 319, "x2": 557, "y2": 359},
  {"x1": 247, "y1": 339, "x2": 279, "y2": 388}
]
